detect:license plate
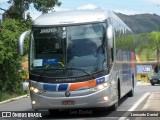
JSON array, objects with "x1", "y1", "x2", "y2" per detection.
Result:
[
  {"x1": 62, "y1": 100, "x2": 75, "y2": 105},
  {"x1": 153, "y1": 80, "x2": 157, "y2": 82}
]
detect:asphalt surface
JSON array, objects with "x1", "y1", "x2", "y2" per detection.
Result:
[{"x1": 0, "y1": 82, "x2": 160, "y2": 120}]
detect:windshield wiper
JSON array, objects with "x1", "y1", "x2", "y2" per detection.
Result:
[
  {"x1": 37, "y1": 66, "x2": 60, "y2": 81},
  {"x1": 62, "y1": 66, "x2": 95, "y2": 79},
  {"x1": 37, "y1": 66, "x2": 95, "y2": 81}
]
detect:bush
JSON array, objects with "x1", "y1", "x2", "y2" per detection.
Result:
[{"x1": 0, "y1": 19, "x2": 31, "y2": 95}]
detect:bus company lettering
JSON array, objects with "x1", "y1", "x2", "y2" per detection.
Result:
[
  {"x1": 56, "y1": 78, "x2": 76, "y2": 82},
  {"x1": 40, "y1": 28, "x2": 56, "y2": 33}
]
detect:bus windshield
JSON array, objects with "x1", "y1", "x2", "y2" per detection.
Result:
[{"x1": 30, "y1": 23, "x2": 107, "y2": 77}]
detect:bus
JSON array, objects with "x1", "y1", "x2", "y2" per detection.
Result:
[{"x1": 18, "y1": 9, "x2": 136, "y2": 112}]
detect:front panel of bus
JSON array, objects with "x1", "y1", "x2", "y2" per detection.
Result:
[{"x1": 28, "y1": 22, "x2": 117, "y2": 110}]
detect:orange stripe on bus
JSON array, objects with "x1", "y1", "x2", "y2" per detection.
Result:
[
  {"x1": 131, "y1": 52, "x2": 135, "y2": 68},
  {"x1": 69, "y1": 80, "x2": 96, "y2": 91}
]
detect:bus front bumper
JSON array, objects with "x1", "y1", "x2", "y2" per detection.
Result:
[{"x1": 30, "y1": 87, "x2": 116, "y2": 110}]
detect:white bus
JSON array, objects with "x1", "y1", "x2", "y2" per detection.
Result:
[{"x1": 19, "y1": 9, "x2": 136, "y2": 112}]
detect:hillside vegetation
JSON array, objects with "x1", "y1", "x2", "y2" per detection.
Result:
[
  {"x1": 115, "y1": 13, "x2": 160, "y2": 63},
  {"x1": 116, "y1": 13, "x2": 160, "y2": 34}
]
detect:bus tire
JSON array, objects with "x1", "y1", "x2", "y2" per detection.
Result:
[
  {"x1": 127, "y1": 88, "x2": 134, "y2": 97},
  {"x1": 127, "y1": 79, "x2": 134, "y2": 97},
  {"x1": 109, "y1": 101, "x2": 118, "y2": 111},
  {"x1": 117, "y1": 80, "x2": 121, "y2": 100}
]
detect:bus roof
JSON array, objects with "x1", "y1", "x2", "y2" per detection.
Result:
[
  {"x1": 33, "y1": 8, "x2": 130, "y2": 31},
  {"x1": 33, "y1": 9, "x2": 109, "y2": 26}
]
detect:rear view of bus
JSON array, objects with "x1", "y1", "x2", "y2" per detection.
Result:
[{"x1": 19, "y1": 9, "x2": 136, "y2": 112}]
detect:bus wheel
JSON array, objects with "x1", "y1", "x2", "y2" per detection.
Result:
[
  {"x1": 127, "y1": 88, "x2": 134, "y2": 97},
  {"x1": 109, "y1": 101, "x2": 118, "y2": 111},
  {"x1": 151, "y1": 83, "x2": 155, "y2": 86},
  {"x1": 127, "y1": 81, "x2": 134, "y2": 97}
]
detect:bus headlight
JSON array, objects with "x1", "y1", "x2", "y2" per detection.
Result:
[
  {"x1": 97, "y1": 85, "x2": 104, "y2": 90},
  {"x1": 33, "y1": 88, "x2": 39, "y2": 93},
  {"x1": 30, "y1": 87, "x2": 44, "y2": 94},
  {"x1": 93, "y1": 82, "x2": 109, "y2": 91}
]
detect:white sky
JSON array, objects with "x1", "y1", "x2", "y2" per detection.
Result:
[
  {"x1": 0, "y1": 0, "x2": 160, "y2": 20},
  {"x1": 58, "y1": 0, "x2": 160, "y2": 14}
]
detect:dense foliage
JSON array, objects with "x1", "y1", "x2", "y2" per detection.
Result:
[
  {"x1": 136, "y1": 31, "x2": 160, "y2": 72},
  {"x1": 0, "y1": 19, "x2": 31, "y2": 95},
  {"x1": 5, "y1": 0, "x2": 61, "y2": 19},
  {"x1": 0, "y1": 0, "x2": 61, "y2": 100}
]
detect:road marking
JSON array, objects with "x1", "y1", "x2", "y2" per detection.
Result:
[
  {"x1": 119, "y1": 92, "x2": 150, "y2": 120},
  {"x1": 141, "y1": 92, "x2": 160, "y2": 111}
]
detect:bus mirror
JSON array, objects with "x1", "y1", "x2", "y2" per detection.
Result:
[
  {"x1": 19, "y1": 30, "x2": 31, "y2": 55},
  {"x1": 107, "y1": 25, "x2": 113, "y2": 48}
]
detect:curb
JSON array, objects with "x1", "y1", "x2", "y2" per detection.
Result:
[
  {"x1": 0, "y1": 94, "x2": 29, "y2": 105},
  {"x1": 136, "y1": 82, "x2": 150, "y2": 86}
]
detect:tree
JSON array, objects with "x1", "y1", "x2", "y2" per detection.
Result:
[
  {"x1": 0, "y1": 18, "x2": 31, "y2": 95},
  {"x1": 4, "y1": 0, "x2": 61, "y2": 19},
  {"x1": 137, "y1": 31, "x2": 160, "y2": 72},
  {"x1": 149, "y1": 31, "x2": 160, "y2": 72},
  {"x1": 136, "y1": 33, "x2": 151, "y2": 60}
]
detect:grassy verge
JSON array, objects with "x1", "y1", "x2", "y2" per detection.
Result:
[{"x1": 0, "y1": 90, "x2": 29, "y2": 102}]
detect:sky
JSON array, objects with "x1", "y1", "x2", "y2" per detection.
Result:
[{"x1": 0, "y1": 0, "x2": 160, "y2": 20}]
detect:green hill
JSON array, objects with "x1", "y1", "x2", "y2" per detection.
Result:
[{"x1": 115, "y1": 13, "x2": 160, "y2": 34}]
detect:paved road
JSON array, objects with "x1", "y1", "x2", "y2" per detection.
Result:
[{"x1": 0, "y1": 82, "x2": 160, "y2": 120}]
